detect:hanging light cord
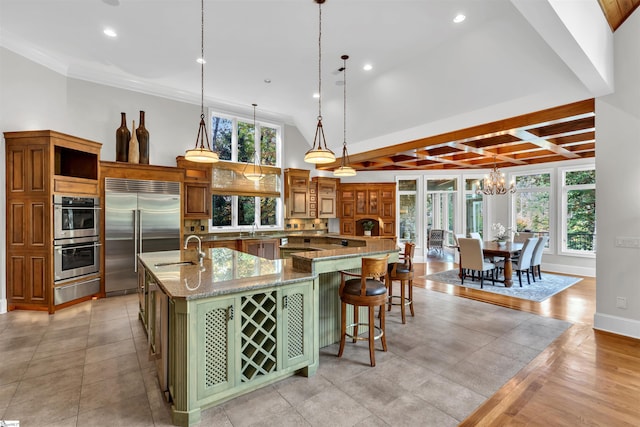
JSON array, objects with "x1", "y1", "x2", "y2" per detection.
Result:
[
  {"x1": 317, "y1": 1, "x2": 322, "y2": 122},
  {"x1": 196, "y1": 0, "x2": 211, "y2": 150},
  {"x1": 341, "y1": 55, "x2": 349, "y2": 167}
]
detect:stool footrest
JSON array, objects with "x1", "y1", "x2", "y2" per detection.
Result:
[
  {"x1": 387, "y1": 295, "x2": 412, "y2": 306},
  {"x1": 345, "y1": 323, "x2": 384, "y2": 341}
]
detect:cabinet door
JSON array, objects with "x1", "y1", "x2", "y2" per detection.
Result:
[
  {"x1": 261, "y1": 240, "x2": 280, "y2": 260},
  {"x1": 318, "y1": 194, "x2": 336, "y2": 218},
  {"x1": 242, "y1": 240, "x2": 261, "y2": 257},
  {"x1": 290, "y1": 189, "x2": 309, "y2": 217},
  {"x1": 341, "y1": 220, "x2": 355, "y2": 235},
  {"x1": 341, "y1": 201, "x2": 354, "y2": 219},
  {"x1": 7, "y1": 253, "x2": 48, "y2": 306},
  {"x1": 382, "y1": 221, "x2": 395, "y2": 236},
  {"x1": 184, "y1": 183, "x2": 211, "y2": 219},
  {"x1": 381, "y1": 198, "x2": 394, "y2": 220},
  {"x1": 281, "y1": 284, "x2": 312, "y2": 369},
  {"x1": 355, "y1": 190, "x2": 367, "y2": 215},
  {"x1": 368, "y1": 190, "x2": 379, "y2": 215},
  {"x1": 195, "y1": 298, "x2": 236, "y2": 399}
]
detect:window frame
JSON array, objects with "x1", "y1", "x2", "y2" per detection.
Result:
[
  {"x1": 559, "y1": 165, "x2": 596, "y2": 258},
  {"x1": 511, "y1": 168, "x2": 554, "y2": 253},
  {"x1": 208, "y1": 108, "x2": 284, "y2": 232}
]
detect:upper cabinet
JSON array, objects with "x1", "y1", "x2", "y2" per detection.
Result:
[
  {"x1": 338, "y1": 183, "x2": 396, "y2": 238},
  {"x1": 284, "y1": 168, "x2": 310, "y2": 218},
  {"x1": 313, "y1": 177, "x2": 339, "y2": 219},
  {"x1": 176, "y1": 156, "x2": 211, "y2": 220}
]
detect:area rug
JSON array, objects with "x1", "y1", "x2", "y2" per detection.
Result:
[{"x1": 422, "y1": 269, "x2": 582, "y2": 302}]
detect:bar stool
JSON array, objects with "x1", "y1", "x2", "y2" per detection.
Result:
[
  {"x1": 385, "y1": 242, "x2": 415, "y2": 324},
  {"x1": 338, "y1": 255, "x2": 389, "y2": 367}
]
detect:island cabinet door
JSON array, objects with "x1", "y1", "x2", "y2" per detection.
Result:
[
  {"x1": 195, "y1": 298, "x2": 236, "y2": 400},
  {"x1": 280, "y1": 283, "x2": 313, "y2": 370}
]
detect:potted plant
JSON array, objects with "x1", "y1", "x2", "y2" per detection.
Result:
[{"x1": 362, "y1": 220, "x2": 375, "y2": 236}]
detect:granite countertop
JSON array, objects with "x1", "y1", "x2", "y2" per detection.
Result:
[{"x1": 139, "y1": 249, "x2": 315, "y2": 300}]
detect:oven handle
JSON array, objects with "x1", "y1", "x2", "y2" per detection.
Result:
[
  {"x1": 53, "y1": 206, "x2": 101, "y2": 210},
  {"x1": 54, "y1": 242, "x2": 101, "y2": 251}
]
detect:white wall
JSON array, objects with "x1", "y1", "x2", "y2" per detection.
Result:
[{"x1": 594, "y1": 9, "x2": 640, "y2": 339}]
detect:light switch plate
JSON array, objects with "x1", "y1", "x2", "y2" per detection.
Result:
[{"x1": 615, "y1": 237, "x2": 640, "y2": 248}]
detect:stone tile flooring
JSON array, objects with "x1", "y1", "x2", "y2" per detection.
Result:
[{"x1": 0, "y1": 286, "x2": 571, "y2": 426}]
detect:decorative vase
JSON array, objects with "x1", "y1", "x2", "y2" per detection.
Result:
[
  {"x1": 115, "y1": 112, "x2": 130, "y2": 162},
  {"x1": 136, "y1": 110, "x2": 149, "y2": 164},
  {"x1": 364, "y1": 230, "x2": 372, "y2": 237},
  {"x1": 497, "y1": 240, "x2": 506, "y2": 247},
  {"x1": 128, "y1": 120, "x2": 140, "y2": 164}
]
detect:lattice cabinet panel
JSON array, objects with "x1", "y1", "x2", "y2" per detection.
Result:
[
  {"x1": 281, "y1": 284, "x2": 312, "y2": 369},
  {"x1": 240, "y1": 291, "x2": 277, "y2": 381},
  {"x1": 196, "y1": 298, "x2": 235, "y2": 399}
]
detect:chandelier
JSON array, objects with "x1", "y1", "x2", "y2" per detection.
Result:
[
  {"x1": 476, "y1": 156, "x2": 516, "y2": 195},
  {"x1": 243, "y1": 103, "x2": 265, "y2": 181},
  {"x1": 334, "y1": 54, "x2": 356, "y2": 177},
  {"x1": 185, "y1": 0, "x2": 219, "y2": 163},
  {"x1": 304, "y1": 0, "x2": 336, "y2": 164}
]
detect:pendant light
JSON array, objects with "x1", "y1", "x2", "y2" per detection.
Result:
[
  {"x1": 304, "y1": 0, "x2": 336, "y2": 164},
  {"x1": 185, "y1": 0, "x2": 219, "y2": 163},
  {"x1": 333, "y1": 54, "x2": 357, "y2": 177},
  {"x1": 243, "y1": 103, "x2": 265, "y2": 181}
]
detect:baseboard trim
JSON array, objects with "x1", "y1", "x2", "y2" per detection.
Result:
[
  {"x1": 594, "y1": 312, "x2": 640, "y2": 339},
  {"x1": 542, "y1": 262, "x2": 595, "y2": 277},
  {"x1": 0, "y1": 298, "x2": 7, "y2": 314}
]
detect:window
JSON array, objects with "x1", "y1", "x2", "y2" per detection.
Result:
[
  {"x1": 398, "y1": 179, "x2": 417, "y2": 243},
  {"x1": 425, "y1": 178, "x2": 457, "y2": 245},
  {"x1": 211, "y1": 111, "x2": 281, "y2": 166},
  {"x1": 513, "y1": 171, "x2": 551, "y2": 245},
  {"x1": 209, "y1": 110, "x2": 283, "y2": 231},
  {"x1": 561, "y1": 167, "x2": 596, "y2": 255},
  {"x1": 464, "y1": 178, "x2": 484, "y2": 236}
]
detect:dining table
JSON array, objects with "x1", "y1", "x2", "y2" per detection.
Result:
[{"x1": 458, "y1": 241, "x2": 524, "y2": 288}]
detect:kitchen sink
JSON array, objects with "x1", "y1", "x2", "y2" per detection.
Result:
[{"x1": 154, "y1": 261, "x2": 196, "y2": 267}]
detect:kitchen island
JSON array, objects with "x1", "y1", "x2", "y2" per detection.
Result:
[{"x1": 138, "y1": 237, "x2": 398, "y2": 426}]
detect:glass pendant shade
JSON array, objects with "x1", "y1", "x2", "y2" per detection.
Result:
[
  {"x1": 185, "y1": 0, "x2": 219, "y2": 163},
  {"x1": 243, "y1": 104, "x2": 265, "y2": 181},
  {"x1": 333, "y1": 54, "x2": 356, "y2": 177},
  {"x1": 305, "y1": 0, "x2": 335, "y2": 165}
]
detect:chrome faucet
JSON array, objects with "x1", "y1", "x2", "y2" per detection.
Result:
[
  {"x1": 184, "y1": 235, "x2": 205, "y2": 265},
  {"x1": 250, "y1": 222, "x2": 257, "y2": 237}
]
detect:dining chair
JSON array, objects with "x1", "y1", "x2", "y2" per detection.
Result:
[
  {"x1": 338, "y1": 255, "x2": 390, "y2": 367},
  {"x1": 458, "y1": 238, "x2": 496, "y2": 288},
  {"x1": 513, "y1": 231, "x2": 535, "y2": 243},
  {"x1": 386, "y1": 242, "x2": 415, "y2": 324},
  {"x1": 498, "y1": 237, "x2": 538, "y2": 287},
  {"x1": 427, "y1": 229, "x2": 445, "y2": 255},
  {"x1": 530, "y1": 235, "x2": 549, "y2": 281}
]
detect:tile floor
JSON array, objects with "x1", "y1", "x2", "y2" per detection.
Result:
[{"x1": 0, "y1": 286, "x2": 571, "y2": 427}]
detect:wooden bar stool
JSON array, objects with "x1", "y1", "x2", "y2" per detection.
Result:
[
  {"x1": 338, "y1": 255, "x2": 389, "y2": 367},
  {"x1": 386, "y1": 242, "x2": 415, "y2": 324}
]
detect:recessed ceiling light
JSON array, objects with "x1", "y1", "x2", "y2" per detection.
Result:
[
  {"x1": 453, "y1": 14, "x2": 466, "y2": 23},
  {"x1": 264, "y1": 78, "x2": 271, "y2": 84},
  {"x1": 103, "y1": 28, "x2": 117, "y2": 38},
  {"x1": 313, "y1": 92, "x2": 320, "y2": 99},
  {"x1": 196, "y1": 57, "x2": 206, "y2": 64},
  {"x1": 363, "y1": 64, "x2": 373, "y2": 71}
]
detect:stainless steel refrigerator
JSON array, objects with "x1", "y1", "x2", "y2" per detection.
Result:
[{"x1": 105, "y1": 178, "x2": 181, "y2": 295}]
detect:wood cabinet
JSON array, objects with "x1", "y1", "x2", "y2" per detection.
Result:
[
  {"x1": 4, "y1": 130, "x2": 101, "y2": 313},
  {"x1": 177, "y1": 156, "x2": 211, "y2": 220},
  {"x1": 241, "y1": 238, "x2": 280, "y2": 260},
  {"x1": 313, "y1": 177, "x2": 338, "y2": 218},
  {"x1": 338, "y1": 183, "x2": 396, "y2": 238},
  {"x1": 284, "y1": 168, "x2": 310, "y2": 218}
]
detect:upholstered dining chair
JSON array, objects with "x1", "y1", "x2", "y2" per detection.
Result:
[
  {"x1": 427, "y1": 229, "x2": 445, "y2": 255},
  {"x1": 497, "y1": 237, "x2": 538, "y2": 287},
  {"x1": 338, "y1": 255, "x2": 390, "y2": 367},
  {"x1": 530, "y1": 235, "x2": 549, "y2": 281},
  {"x1": 458, "y1": 238, "x2": 496, "y2": 288},
  {"x1": 386, "y1": 242, "x2": 415, "y2": 324}
]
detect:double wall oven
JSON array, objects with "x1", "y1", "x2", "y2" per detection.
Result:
[{"x1": 53, "y1": 195, "x2": 101, "y2": 305}]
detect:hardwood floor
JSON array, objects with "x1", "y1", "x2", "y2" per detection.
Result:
[{"x1": 413, "y1": 259, "x2": 640, "y2": 426}]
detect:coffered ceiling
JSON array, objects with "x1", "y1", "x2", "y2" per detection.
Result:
[{"x1": 318, "y1": 99, "x2": 595, "y2": 172}]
